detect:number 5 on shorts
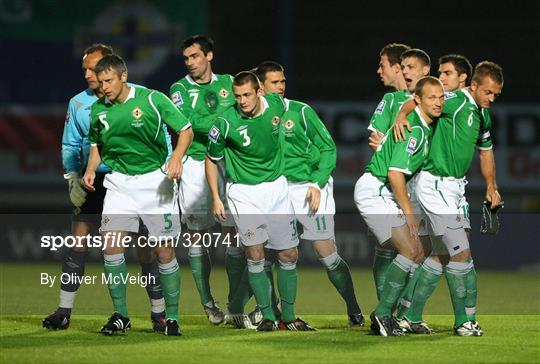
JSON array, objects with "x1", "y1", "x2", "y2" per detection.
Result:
[{"x1": 164, "y1": 213, "x2": 172, "y2": 230}]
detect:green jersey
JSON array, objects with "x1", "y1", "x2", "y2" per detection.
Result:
[
  {"x1": 207, "y1": 93, "x2": 286, "y2": 185},
  {"x1": 282, "y1": 99, "x2": 336, "y2": 188},
  {"x1": 89, "y1": 86, "x2": 190, "y2": 175},
  {"x1": 368, "y1": 90, "x2": 412, "y2": 134},
  {"x1": 366, "y1": 107, "x2": 431, "y2": 184},
  {"x1": 423, "y1": 89, "x2": 493, "y2": 178},
  {"x1": 169, "y1": 73, "x2": 235, "y2": 161}
]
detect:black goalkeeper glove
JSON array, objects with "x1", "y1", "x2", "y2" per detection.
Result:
[{"x1": 480, "y1": 200, "x2": 504, "y2": 235}]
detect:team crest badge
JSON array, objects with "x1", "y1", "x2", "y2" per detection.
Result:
[
  {"x1": 245, "y1": 229, "x2": 255, "y2": 240},
  {"x1": 132, "y1": 107, "x2": 143, "y2": 119},
  {"x1": 272, "y1": 116, "x2": 281, "y2": 126},
  {"x1": 406, "y1": 137, "x2": 418, "y2": 154},
  {"x1": 219, "y1": 88, "x2": 229, "y2": 98},
  {"x1": 284, "y1": 119, "x2": 294, "y2": 129}
]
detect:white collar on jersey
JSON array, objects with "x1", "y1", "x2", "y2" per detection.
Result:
[
  {"x1": 238, "y1": 96, "x2": 269, "y2": 118},
  {"x1": 105, "y1": 86, "x2": 135, "y2": 104},
  {"x1": 284, "y1": 97, "x2": 291, "y2": 111},
  {"x1": 462, "y1": 88, "x2": 479, "y2": 108},
  {"x1": 414, "y1": 106, "x2": 430, "y2": 128},
  {"x1": 186, "y1": 73, "x2": 218, "y2": 86}
]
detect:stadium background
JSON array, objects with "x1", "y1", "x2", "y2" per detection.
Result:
[{"x1": 0, "y1": 0, "x2": 539, "y2": 270}]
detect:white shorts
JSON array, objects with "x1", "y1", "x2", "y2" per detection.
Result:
[
  {"x1": 227, "y1": 176, "x2": 299, "y2": 250},
  {"x1": 101, "y1": 168, "x2": 181, "y2": 239},
  {"x1": 179, "y1": 156, "x2": 234, "y2": 230},
  {"x1": 354, "y1": 173, "x2": 406, "y2": 245},
  {"x1": 415, "y1": 171, "x2": 470, "y2": 254},
  {"x1": 288, "y1": 178, "x2": 335, "y2": 241}
]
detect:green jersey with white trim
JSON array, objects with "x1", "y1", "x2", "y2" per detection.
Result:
[
  {"x1": 169, "y1": 73, "x2": 235, "y2": 161},
  {"x1": 282, "y1": 99, "x2": 336, "y2": 188},
  {"x1": 366, "y1": 107, "x2": 431, "y2": 184},
  {"x1": 89, "y1": 86, "x2": 190, "y2": 175},
  {"x1": 368, "y1": 90, "x2": 412, "y2": 134},
  {"x1": 423, "y1": 89, "x2": 493, "y2": 178},
  {"x1": 207, "y1": 93, "x2": 286, "y2": 185}
]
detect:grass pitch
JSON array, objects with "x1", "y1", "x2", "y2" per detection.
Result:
[{"x1": 1, "y1": 263, "x2": 539, "y2": 363}]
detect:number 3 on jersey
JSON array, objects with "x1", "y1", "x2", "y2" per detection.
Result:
[{"x1": 240, "y1": 128, "x2": 251, "y2": 146}]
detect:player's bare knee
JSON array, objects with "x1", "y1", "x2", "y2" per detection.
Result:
[
  {"x1": 154, "y1": 244, "x2": 175, "y2": 264},
  {"x1": 277, "y1": 247, "x2": 298, "y2": 263},
  {"x1": 450, "y1": 249, "x2": 471, "y2": 263},
  {"x1": 245, "y1": 245, "x2": 264, "y2": 261},
  {"x1": 312, "y1": 239, "x2": 336, "y2": 258}
]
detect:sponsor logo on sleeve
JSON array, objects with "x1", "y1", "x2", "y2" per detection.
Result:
[
  {"x1": 444, "y1": 91, "x2": 457, "y2": 100},
  {"x1": 172, "y1": 91, "x2": 183, "y2": 106},
  {"x1": 65, "y1": 112, "x2": 70, "y2": 124},
  {"x1": 406, "y1": 137, "x2": 418, "y2": 154},
  {"x1": 375, "y1": 100, "x2": 386, "y2": 114},
  {"x1": 209, "y1": 126, "x2": 220, "y2": 143}
]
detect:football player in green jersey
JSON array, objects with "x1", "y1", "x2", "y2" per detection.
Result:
[
  {"x1": 82, "y1": 54, "x2": 194, "y2": 336},
  {"x1": 255, "y1": 61, "x2": 364, "y2": 327},
  {"x1": 393, "y1": 61, "x2": 504, "y2": 336},
  {"x1": 368, "y1": 47, "x2": 432, "y2": 306},
  {"x1": 394, "y1": 54, "x2": 474, "y2": 334},
  {"x1": 205, "y1": 71, "x2": 316, "y2": 331},
  {"x1": 355, "y1": 76, "x2": 445, "y2": 336},
  {"x1": 169, "y1": 35, "x2": 238, "y2": 325}
]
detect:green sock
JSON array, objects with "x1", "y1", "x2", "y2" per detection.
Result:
[
  {"x1": 247, "y1": 259, "x2": 276, "y2": 321},
  {"x1": 225, "y1": 249, "x2": 247, "y2": 303},
  {"x1": 322, "y1": 253, "x2": 361, "y2": 314},
  {"x1": 265, "y1": 260, "x2": 280, "y2": 317},
  {"x1": 464, "y1": 262, "x2": 478, "y2": 322},
  {"x1": 406, "y1": 258, "x2": 443, "y2": 322},
  {"x1": 373, "y1": 248, "x2": 395, "y2": 300},
  {"x1": 228, "y1": 268, "x2": 252, "y2": 314},
  {"x1": 445, "y1": 261, "x2": 471, "y2": 327},
  {"x1": 189, "y1": 249, "x2": 213, "y2": 305},
  {"x1": 375, "y1": 254, "x2": 413, "y2": 317},
  {"x1": 104, "y1": 254, "x2": 128, "y2": 317},
  {"x1": 277, "y1": 261, "x2": 298, "y2": 323},
  {"x1": 159, "y1": 258, "x2": 181, "y2": 321},
  {"x1": 396, "y1": 263, "x2": 421, "y2": 319}
]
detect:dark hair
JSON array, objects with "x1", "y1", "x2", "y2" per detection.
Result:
[
  {"x1": 83, "y1": 43, "x2": 113, "y2": 57},
  {"x1": 401, "y1": 48, "x2": 431, "y2": 67},
  {"x1": 94, "y1": 54, "x2": 127, "y2": 76},
  {"x1": 181, "y1": 34, "x2": 214, "y2": 55},
  {"x1": 472, "y1": 61, "x2": 504, "y2": 85},
  {"x1": 233, "y1": 71, "x2": 260, "y2": 90},
  {"x1": 414, "y1": 76, "x2": 443, "y2": 97},
  {"x1": 380, "y1": 43, "x2": 411, "y2": 66},
  {"x1": 255, "y1": 61, "x2": 284, "y2": 82},
  {"x1": 439, "y1": 54, "x2": 473, "y2": 86}
]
